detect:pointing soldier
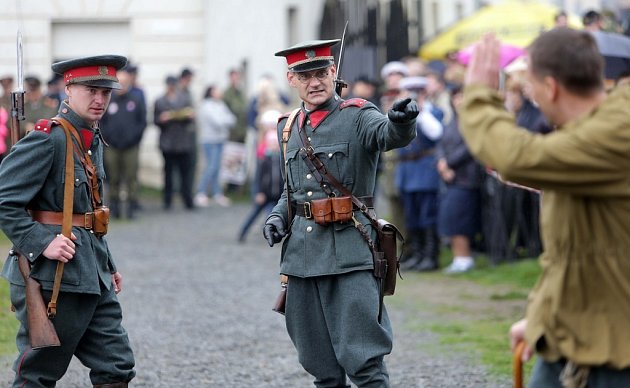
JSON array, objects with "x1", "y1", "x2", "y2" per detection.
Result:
[
  {"x1": 0, "y1": 55, "x2": 135, "y2": 387},
  {"x1": 264, "y1": 39, "x2": 418, "y2": 387}
]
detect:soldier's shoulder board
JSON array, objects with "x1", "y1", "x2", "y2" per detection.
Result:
[
  {"x1": 33, "y1": 119, "x2": 56, "y2": 135},
  {"x1": 340, "y1": 98, "x2": 368, "y2": 110}
]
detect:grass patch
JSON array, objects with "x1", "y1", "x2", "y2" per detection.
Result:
[
  {"x1": 396, "y1": 247, "x2": 541, "y2": 383},
  {"x1": 0, "y1": 232, "x2": 18, "y2": 356},
  {"x1": 0, "y1": 278, "x2": 18, "y2": 356},
  {"x1": 429, "y1": 319, "x2": 534, "y2": 380}
]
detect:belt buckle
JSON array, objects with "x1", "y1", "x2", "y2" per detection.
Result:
[
  {"x1": 303, "y1": 202, "x2": 312, "y2": 219},
  {"x1": 84, "y1": 212, "x2": 94, "y2": 229}
]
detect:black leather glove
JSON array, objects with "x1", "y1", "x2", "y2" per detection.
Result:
[
  {"x1": 387, "y1": 97, "x2": 419, "y2": 123},
  {"x1": 263, "y1": 216, "x2": 287, "y2": 247}
]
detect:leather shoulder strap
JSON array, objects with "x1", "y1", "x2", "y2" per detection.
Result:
[
  {"x1": 298, "y1": 131, "x2": 376, "y2": 225},
  {"x1": 282, "y1": 108, "x2": 300, "y2": 223},
  {"x1": 47, "y1": 122, "x2": 75, "y2": 318},
  {"x1": 53, "y1": 117, "x2": 103, "y2": 207}
]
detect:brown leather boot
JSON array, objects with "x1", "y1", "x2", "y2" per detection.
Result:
[{"x1": 93, "y1": 383, "x2": 128, "y2": 388}]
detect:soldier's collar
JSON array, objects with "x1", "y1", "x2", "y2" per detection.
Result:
[
  {"x1": 299, "y1": 96, "x2": 338, "y2": 130},
  {"x1": 57, "y1": 101, "x2": 96, "y2": 149}
]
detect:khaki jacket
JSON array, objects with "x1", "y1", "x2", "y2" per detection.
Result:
[{"x1": 459, "y1": 84, "x2": 630, "y2": 368}]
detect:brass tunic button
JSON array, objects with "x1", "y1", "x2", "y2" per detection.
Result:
[
  {"x1": 328, "y1": 153, "x2": 333, "y2": 158},
  {"x1": 306, "y1": 120, "x2": 311, "y2": 125},
  {"x1": 306, "y1": 226, "x2": 313, "y2": 232},
  {"x1": 306, "y1": 174, "x2": 312, "y2": 180},
  {"x1": 87, "y1": 150, "x2": 92, "y2": 156},
  {"x1": 307, "y1": 191, "x2": 313, "y2": 197},
  {"x1": 308, "y1": 137, "x2": 312, "y2": 141},
  {"x1": 75, "y1": 178, "x2": 79, "y2": 182},
  {"x1": 28, "y1": 253, "x2": 33, "y2": 258}
]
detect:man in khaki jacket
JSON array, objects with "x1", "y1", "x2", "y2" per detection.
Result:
[{"x1": 460, "y1": 28, "x2": 630, "y2": 386}]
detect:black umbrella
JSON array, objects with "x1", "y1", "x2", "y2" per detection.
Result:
[{"x1": 591, "y1": 30, "x2": 630, "y2": 80}]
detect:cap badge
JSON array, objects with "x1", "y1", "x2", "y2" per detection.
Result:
[
  {"x1": 305, "y1": 50, "x2": 316, "y2": 59},
  {"x1": 98, "y1": 66, "x2": 108, "y2": 75}
]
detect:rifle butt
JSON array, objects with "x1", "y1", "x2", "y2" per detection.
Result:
[{"x1": 17, "y1": 254, "x2": 61, "y2": 348}]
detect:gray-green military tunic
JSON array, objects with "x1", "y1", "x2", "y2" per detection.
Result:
[
  {"x1": 0, "y1": 101, "x2": 135, "y2": 386},
  {"x1": 267, "y1": 95, "x2": 415, "y2": 387}
]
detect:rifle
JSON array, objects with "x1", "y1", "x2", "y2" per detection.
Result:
[
  {"x1": 9, "y1": 30, "x2": 61, "y2": 349},
  {"x1": 333, "y1": 21, "x2": 349, "y2": 96}
]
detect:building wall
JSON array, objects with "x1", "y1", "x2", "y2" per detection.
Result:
[{"x1": 0, "y1": 0, "x2": 325, "y2": 188}]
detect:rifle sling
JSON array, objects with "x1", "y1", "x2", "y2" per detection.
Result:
[
  {"x1": 282, "y1": 108, "x2": 301, "y2": 224},
  {"x1": 45, "y1": 119, "x2": 76, "y2": 318}
]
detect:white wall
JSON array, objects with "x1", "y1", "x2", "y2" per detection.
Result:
[{"x1": 0, "y1": 0, "x2": 325, "y2": 188}]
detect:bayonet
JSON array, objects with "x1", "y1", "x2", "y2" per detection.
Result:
[
  {"x1": 334, "y1": 21, "x2": 349, "y2": 96},
  {"x1": 11, "y1": 29, "x2": 25, "y2": 144}
]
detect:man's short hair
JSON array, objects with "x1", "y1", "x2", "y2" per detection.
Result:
[
  {"x1": 528, "y1": 27, "x2": 603, "y2": 96},
  {"x1": 180, "y1": 68, "x2": 193, "y2": 79},
  {"x1": 582, "y1": 10, "x2": 602, "y2": 26},
  {"x1": 25, "y1": 76, "x2": 41, "y2": 90}
]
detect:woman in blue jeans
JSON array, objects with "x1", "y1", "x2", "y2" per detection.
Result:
[{"x1": 195, "y1": 85, "x2": 236, "y2": 207}]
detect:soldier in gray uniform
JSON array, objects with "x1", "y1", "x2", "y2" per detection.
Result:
[
  {"x1": 264, "y1": 39, "x2": 418, "y2": 387},
  {"x1": 0, "y1": 55, "x2": 135, "y2": 387}
]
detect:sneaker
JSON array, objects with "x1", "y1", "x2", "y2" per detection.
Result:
[
  {"x1": 443, "y1": 258, "x2": 474, "y2": 274},
  {"x1": 194, "y1": 193, "x2": 210, "y2": 207},
  {"x1": 213, "y1": 194, "x2": 232, "y2": 207}
]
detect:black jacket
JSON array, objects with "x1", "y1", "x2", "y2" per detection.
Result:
[{"x1": 101, "y1": 90, "x2": 147, "y2": 149}]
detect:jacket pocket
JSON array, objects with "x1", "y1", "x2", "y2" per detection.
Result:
[
  {"x1": 72, "y1": 166, "x2": 92, "y2": 211},
  {"x1": 314, "y1": 142, "x2": 353, "y2": 188}
]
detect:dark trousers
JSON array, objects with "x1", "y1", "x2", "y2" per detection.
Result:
[
  {"x1": 285, "y1": 271, "x2": 392, "y2": 388},
  {"x1": 238, "y1": 199, "x2": 275, "y2": 240},
  {"x1": 162, "y1": 151, "x2": 194, "y2": 208},
  {"x1": 528, "y1": 358, "x2": 630, "y2": 388},
  {"x1": 9, "y1": 284, "x2": 135, "y2": 387}
]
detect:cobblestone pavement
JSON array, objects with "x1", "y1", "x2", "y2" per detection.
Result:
[{"x1": 1, "y1": 201, "x2": 511, "y2": 387}]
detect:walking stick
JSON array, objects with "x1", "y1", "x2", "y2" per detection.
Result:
[{"x1": 513, "y1": 340, "x2": 526, "y2": 388}]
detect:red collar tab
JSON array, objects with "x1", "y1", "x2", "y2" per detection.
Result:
[
  {"x1": 308, "y1": 110, "x2": 331, "y2": 129},
  {"x1": 80, "y1": 129, "x2": 94, "y2": 150},
  {"x1": 64, "y1": 65, "x2": 117, "y2": 85},
  {"x1": 286, "y1": 47, "x2": 334, "y2": 70}
]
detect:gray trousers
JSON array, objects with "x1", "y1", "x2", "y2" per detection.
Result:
[
  {"x1": 9, "y1": 283, "x2": 135, "y2": 387},
  {"x1": 528, "y1": 357, "x2": 630, "y2": 388},
  {"x1": 286, "y1": 270, "x2": 393, "y2": 388}
]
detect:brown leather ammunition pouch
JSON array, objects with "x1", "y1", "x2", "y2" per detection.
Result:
[
  {"x1": 311, "y1": 198, "x2": 333, "y2": 226},
  {"x1": 310, "y1": 196, "x2": 353, "y2": 226},
  {"x1": 92, "y1": 206, "x2": 110, "y2": 237},
  {"x1": 331, "y1": 196, "x2": 352, "y2": 223}
]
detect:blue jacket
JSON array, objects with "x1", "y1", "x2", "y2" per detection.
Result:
[{"x1": 395, "y1": 105, "x2": 443, "y2": 192}]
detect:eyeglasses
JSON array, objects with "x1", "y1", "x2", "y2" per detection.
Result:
[{"x1": 293, "y1": 69, "x2": 330, "y2": 84}]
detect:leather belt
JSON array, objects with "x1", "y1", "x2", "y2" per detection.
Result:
[
  {"x1": 30, "y1": 210, "x2": 94, "y2": 229},
  {"x1": 295, "y1": 196, "x2": 374, "y2": 218}
]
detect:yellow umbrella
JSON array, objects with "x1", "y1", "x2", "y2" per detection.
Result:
[{"x1": 419, "y1": 0, "x2": 581, "y2": 61}]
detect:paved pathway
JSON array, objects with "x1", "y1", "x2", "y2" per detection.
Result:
[{"x1": 1, "y1": 201, "x2": 510, "y2": 387}]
